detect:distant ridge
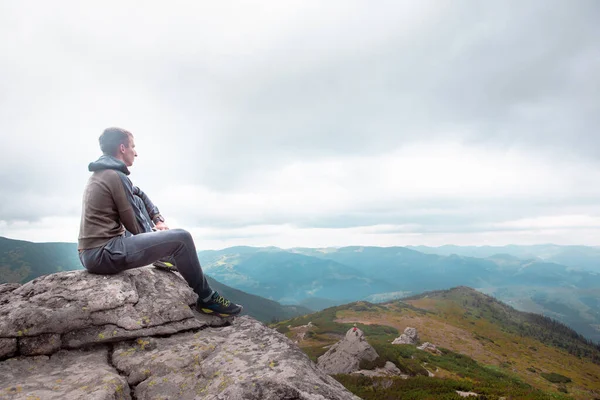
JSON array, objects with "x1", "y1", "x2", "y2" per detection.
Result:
[{"x1": 402, "y1": 286, "x2": 600, "y2": 364}]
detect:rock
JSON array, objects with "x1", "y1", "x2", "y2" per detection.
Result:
[
  {"x1": 20, "y1": 333, "x2": 61, "y2": 356},
  {"x1": 352, "y1": 361, "x2": 405, "y2": 378},
  {"x1": 112, "y1": 317, "x2": 357, "y2": 399},
  {"x1": 61, "y1": 319, "x2": 205, "y2": 349},
  {"x1": 383, "y1": 361, "x2": 402, "y2": 374},
  {"x1": 317, "y1": 327, "x2": 378, "y2": 375},
  {"x1": 0, "y1": 338, "x2": 17, "y2": 359},
  {"x1": 0, "y1": 348, "x2": 130, "y2": 400},
  {"x1": 1, "y1": 269, "x2": 197, "y2": 337},
  {"x1": 392, "y1": 327, "x2": 419, "y2": 345},
  {"x1": 0, "y1": 283, "x2": 20, "y2": 296},
  {"x1": 417, "y1": 342, "x2": 441, "y2": 355},
  {"x1": 0, "y1": 268, "x2": 359, "y2": 399},
  {"x1": 0, "y1": 269, "x2": 201, "y2": 350},
  {"x1": 456, "y1": 390, "x2": 479, "y2": 397}
]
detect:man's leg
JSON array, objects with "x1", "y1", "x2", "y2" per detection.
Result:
[
  {"x1": 80, "y1": 228, "x2": 242, "y2": 315},
  {"x1": 81, "y1": 229, "x2": 209, "y2": 296},
  {"x1": 121, "y1": 229, "x2": 211, "y2": 298},
  {"x1": 119, "y1": 229, "x2": 242, "y2": 315},
  {"x1": 131, "y1": 194, "x2": 177, "y2": 271}
]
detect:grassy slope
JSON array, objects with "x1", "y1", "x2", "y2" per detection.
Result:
[{"x1": 273, "y1": 287, "x2": 600, "y2": 399}]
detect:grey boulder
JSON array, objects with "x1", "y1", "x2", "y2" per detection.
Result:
[
  {"x1": 392, "y1": 327, "x2": 419, "y2": 345},
  {"x1": 0, "y1": 268, "x2": 359, "y2": 400},
  {"x1": 317, "y1": 326, "x2": 379, "y2": 375}
]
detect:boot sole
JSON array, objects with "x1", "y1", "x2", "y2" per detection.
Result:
[{"x1": 198, "y1": 305, "x2": 243, "y2": 318}]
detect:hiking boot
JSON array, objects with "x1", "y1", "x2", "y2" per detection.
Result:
[
  {"x1": 196, "y1": 291, "x2": 243, "y2": 317},
  {"x1": 153, "y1": 259, "x2": 177, "y2": 272}
]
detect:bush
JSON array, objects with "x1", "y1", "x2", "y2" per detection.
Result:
[
  {"x1": 395, "y1": 357, "x2": 430, "y2": 376},
  {"x1": 359, "y1": 357, "x2": 387, "y2": 370},
  {"x1": 332, "y1": 374, "x2": 567, "y2": 400},
  {"x1": 558, "y1": 385, "x2": 568, "y2": 393},
  {"x1": 302, "y1": 345, "x2": 330, "y2": 363},
  {"x1": 540, "y1": 372, "x2": 571, "y2": 384},
  {"x1": 275, "y1": 325, "x2": 289, "y2": 334}
]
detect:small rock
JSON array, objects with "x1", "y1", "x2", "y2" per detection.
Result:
[
  {"x1": 417, "y1": 342, "x2": 442, "y2": 355},
  {"x1": 457, "y1": 390, "x2": 479, "y2": 397}
]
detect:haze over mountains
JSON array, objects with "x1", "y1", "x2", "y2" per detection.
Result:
[
  {"x1": 408, "y1": 244, "x2": 600, "y2": 272},
  {"x1": 1, "y1": 236, "x2": 599, "y2": 343},
  {"x1": 200, "y1": 245, "x2": 600, "y2": 343}
]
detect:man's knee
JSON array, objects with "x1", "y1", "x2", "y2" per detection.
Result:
[{"x1": 170, "y1": 228, "x2": 193, "y2": 243}]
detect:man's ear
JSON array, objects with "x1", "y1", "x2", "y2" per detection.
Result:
[{"x1": 119, "y1": 143, "x2": 126, "y2": 153}]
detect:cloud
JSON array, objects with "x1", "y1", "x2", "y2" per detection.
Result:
[{"x1": 0, "y1": 1, "x2": 599, "y2": 246}]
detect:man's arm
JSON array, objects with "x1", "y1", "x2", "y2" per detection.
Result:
[
  {"x1": 133, "y1": 186, "x2": 169, "y2": 230},
  {"x1": 105, "y1": 172, "x2": 144, "y2": 235},
  {"x1": 133, "y1": 186, "x2": 160, "y2": 221}
]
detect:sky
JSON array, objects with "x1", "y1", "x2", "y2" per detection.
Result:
[{"x1": 1, "y1": 1, "x2": 599, "y2": 249}]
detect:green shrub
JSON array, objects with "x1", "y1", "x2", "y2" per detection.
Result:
[
  {"x1": 302, "y1": 345, "x2": 329, "y2": 363},
  {"x1": 540, "y1": 372, "x2": 571, "y2": 384},
  {"x1": 359, "y1": 357, "x2": 387, "y2": 370},
  {"x1": 332, "y1": 374, "x2": 569, "y2": 400},
  {"x1": 395, "y1": 357, "x2": 429, "y2": 376},
  {"x1": 558, "y1": 385, "x2": 568, "y2": 393},
  {"x1": 275, "y1": 325, "x2": 289, "y2": 334}
]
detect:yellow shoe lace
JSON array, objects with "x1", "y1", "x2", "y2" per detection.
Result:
[{"x1": 214, "y1": 294, "x2": 230, "y2": 307}]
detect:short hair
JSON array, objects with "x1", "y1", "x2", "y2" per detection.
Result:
[{"x1": 99, "y1": 127, "x2": 133, "y2": 156}]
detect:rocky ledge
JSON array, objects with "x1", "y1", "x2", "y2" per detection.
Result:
[{"x1": 0, "y1": 268, "x2": 358, "y2": 400}]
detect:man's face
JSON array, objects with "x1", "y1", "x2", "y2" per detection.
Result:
[{"x1": 122, "y1": 136, "x2": 137, "y2": 167}]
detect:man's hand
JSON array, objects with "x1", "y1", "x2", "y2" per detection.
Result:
[{"x1": 154, "y1": 221, "x2": 170, "y2": 231}]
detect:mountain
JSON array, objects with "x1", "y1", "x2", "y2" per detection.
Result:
[
  {"x1": 292, "y1": 246, "x2": 506, "y2": 291},
  {"x1": 294, "y1": 246, "x2": 600, "y2": 343},
  {"x1": 5, "y1": 237, "x2": 600, "y2": 343},
  {"x1": 199, "y1": 245, "x2": 600, "y2": 342},
  {"x1": 408, "y1": 244, "x2": 600, "y2": 272},
  {"x1": 273, "y1": 286, "x2": 600, "y2": 399},
  {"x1": 206, "y1": 276, "x2": 311, "y2": 323},
  {"x1": 198, "y1": 247, "x2": 398, "y2": 306},
  {"x1": 0, "y1": 236, "x2": 81, "y2": 283}
]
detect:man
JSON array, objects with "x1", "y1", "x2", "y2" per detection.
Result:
[{"x1": 78, "y1": 127, "x2": 242, "y2": 317}]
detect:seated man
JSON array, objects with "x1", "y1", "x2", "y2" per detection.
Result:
[{"x1": 78, "y1": 127, "x2": 242, "y2": 317}]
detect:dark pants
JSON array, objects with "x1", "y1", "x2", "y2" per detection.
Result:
[{"x1": 79, "y1": 197, "x2": 212, "y2": 299}]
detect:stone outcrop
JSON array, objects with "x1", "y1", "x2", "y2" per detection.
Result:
[
  {"x1": 392, "y1": 327, "x2": 419, "y2": 345},
  {"x1": 417, "y1": 341, "x2": 442, "y2": 355},
  {"x1": 317, "y1": 326, "x2": 378, "y2": 375},
  {"x1": 352, "y1": 361, "x2": 408, "y2": 378},
  {"x1": 0, "y1": 268, "x2": 359, "y2": 400}
]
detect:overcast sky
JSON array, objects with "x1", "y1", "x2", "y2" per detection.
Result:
[{"x1": 1, "y1": 1, "x2": 599, "y2": 249}]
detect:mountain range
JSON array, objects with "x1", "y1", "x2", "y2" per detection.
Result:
[
  {"x1": 2, "y1": 236, "x2": 600, "y2": 343},
  {"x1": 199, "y1": 245, "x2": 600, "y2": 343}
]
